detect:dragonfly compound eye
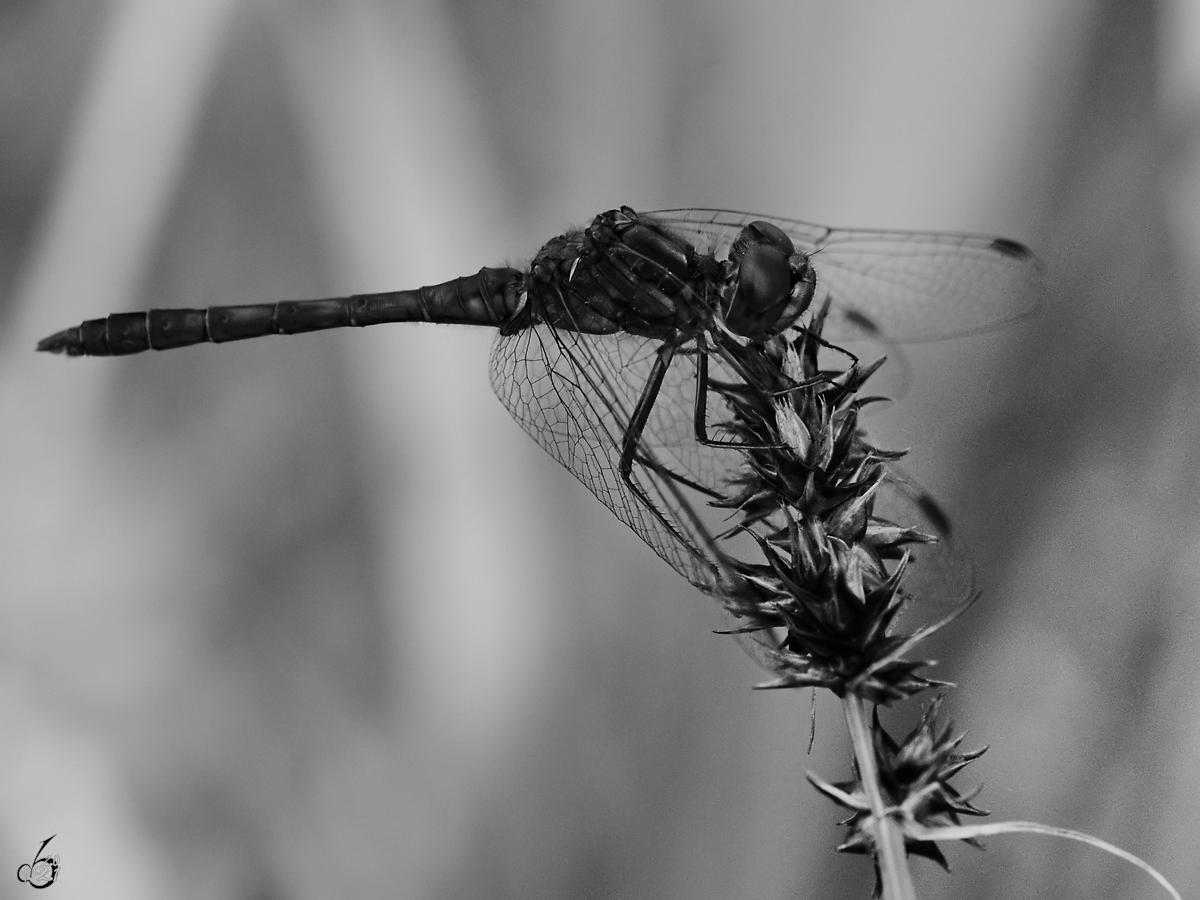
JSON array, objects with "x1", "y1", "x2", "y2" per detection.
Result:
[
  {"x1": 724, "y1": 243, "x2": 794, "y2": 337},
  {"x1": 746, "y1": 219, "x2": 795, "y2": 257},
  {"x1": 729, "y1": 219, "x2": 795, "y2": 266}
]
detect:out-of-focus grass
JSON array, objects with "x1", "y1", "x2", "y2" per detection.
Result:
[{"x1": 3, "y1": 2, "x2": 1198, "y2": 899}]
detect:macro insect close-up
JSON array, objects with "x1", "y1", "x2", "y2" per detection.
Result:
[
  {"x1": 3, "y1": 3, "x2": 1199, "y2": 899},
  {"x1": 36, "y1": 205, "x2": 1040, "y2": 638}
]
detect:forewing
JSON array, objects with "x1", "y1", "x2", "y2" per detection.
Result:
[
  {"x1": 488, "y1": 323, "x2": 750, "y2": 595},
  {"x1": 647, "y1": 208, "x2": 1043, "y2": 342}
]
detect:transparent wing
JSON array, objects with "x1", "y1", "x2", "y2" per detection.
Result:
[
  {"x1": 488, "y1": 322, "x2": 978, "y2": 645},
  {"x1": 489, "y1": 323, "x2": 751, "y2": 597},
  {"x1": 873, "y1": 474, "x2": 978, "y2": 629},
  {"x1": 647, "y1": 208, "x2": 1043, "y2": 342}
]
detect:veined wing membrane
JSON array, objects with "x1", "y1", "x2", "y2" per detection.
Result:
[
  {"x1": 489, "y1": 324, "x2": 751, "y2": 596},
  {"x1": 872, "y1": 474, "x2": 979, "y2": 631},
  {"x1": 648, "y1": 208, "x2": 1043, "y2": 342}
]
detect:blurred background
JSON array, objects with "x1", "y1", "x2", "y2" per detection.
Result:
[{"x1": 1, "y1": 0, "x2": 1198, "y2": 897}]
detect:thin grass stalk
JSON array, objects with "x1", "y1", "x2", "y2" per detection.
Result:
[{"x1": 844, "y1": 695, "x2": 916, "y2": 900}]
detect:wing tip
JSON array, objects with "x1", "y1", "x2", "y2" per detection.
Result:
[{"x1": 988, "y1": 236, "x2": 1035, "y2": 262}]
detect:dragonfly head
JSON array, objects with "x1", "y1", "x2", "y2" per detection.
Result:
[{"x1": 722, "y1": 221, "x2": 816, "y2": 339}]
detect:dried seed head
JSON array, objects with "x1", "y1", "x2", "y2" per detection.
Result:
[
  {"x1": 708, "y1": 305, "x2": 965, "y2": 701},
  {"x1": 774, "y1": 400, "x2": 812, "y2": 458}
]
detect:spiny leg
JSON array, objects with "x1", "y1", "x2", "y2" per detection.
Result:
[
  {"x1": 768, "y1": 325, "x2": 869, "y2": 399},
  {"x1": 616, "y1": 343, "x2": 705, "y2": 556},
  {"x1": 618, "y1": 342, "x2": 676, "y2": 484},
  {"x1": 801, "y1": 325, "x2": 860, "y2": 366},
  {"x1": 616, "y1": 342, "x2": 746, "y2": 593},
  {"x1": 690, "y1": 336, "x2": 782, "y2": 451}
]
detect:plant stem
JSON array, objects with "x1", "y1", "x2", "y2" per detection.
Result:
[{"x1": 843, "y1": 695, "x2": 917, "y2": 900}]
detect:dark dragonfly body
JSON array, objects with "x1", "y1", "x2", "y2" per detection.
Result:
[
  {"x1": 38, "y1": 207, "x2": 816, "y2": 355},
  {"x1": 516, "y1": 210, "x2": 815, "y2": 341},
  {"x1": 38, "y1": 206, "x2": 1040, "y2": 630}
]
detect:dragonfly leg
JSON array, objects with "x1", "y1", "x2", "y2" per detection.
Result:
[
  {"x1": 612, "y1": 344, "x2": 737, "y2": 584},
  {"x1": 690, "y1": 338, "x2": 783, "y2": 451},
  {"x1": 618, "y1": 343, "x2": 676, "y2": 483},
  {"x1": 770, "y1": 371, "x2": 845, "y2": 398},
  {"x1": 768, "y1": 326, "x2": 871, "y2": 398},
  {"x1": 802, "y1": 326, "x2": 860, "y2": 366}
]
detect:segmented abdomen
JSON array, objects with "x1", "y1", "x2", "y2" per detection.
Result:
[{"x1": 36, "y1": 267, "x2": 524, "y2": 356}]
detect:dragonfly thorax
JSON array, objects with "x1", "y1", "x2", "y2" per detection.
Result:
[
  {"x1": 521, "y1": 209, "x2": 818, "y2": 344},
  {"x1": 522, "y1": 210, "x2": 712, "y2": 340}
]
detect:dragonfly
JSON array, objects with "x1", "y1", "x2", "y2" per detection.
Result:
[{"x1": 38, "y1": 206, "x2": 1041, "y2": 630}]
